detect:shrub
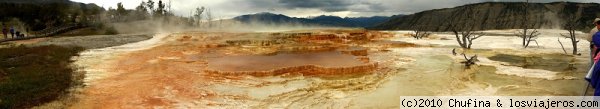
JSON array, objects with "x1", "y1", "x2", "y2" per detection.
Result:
[{"x1": 104, "y1": 26, "x2": 118, "y2": 35}]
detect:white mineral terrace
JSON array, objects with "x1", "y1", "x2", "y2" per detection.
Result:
[{"x1": 69, "y1": 29, "x2": 590, "y2": 108}]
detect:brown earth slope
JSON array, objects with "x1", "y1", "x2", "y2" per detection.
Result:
[{"x1": 371, "y1": 2, "x2": 600, "y2": 31}]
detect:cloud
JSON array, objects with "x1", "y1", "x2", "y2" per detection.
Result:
[
  {"x1": 276, "y1": 0, "x2": 387, "y2": 12},
  {"x1": 278, "y1": 0, "x2": 354, "y2": 12},
  {"x1": 74, "y1": 0, "x2": 600, "y2": 18}
]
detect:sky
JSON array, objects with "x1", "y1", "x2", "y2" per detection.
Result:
[{"x1": 72, "y1": 0, "x2": 600, "y2": 19}]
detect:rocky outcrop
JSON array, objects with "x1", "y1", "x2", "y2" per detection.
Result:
[
  {"x1": 371, "y1": 2, "x2": 600, "y2": 31},
  {"x1": 340, "y1": 48, "x2": 368, "y2": 56},
  {"x1": 273, "y1": 30, "x2": 393, "y2": 42},
  {"x1": 281, "y1": 45, "x2": 336, "y2": 52},
  {"x1": 204, "y1": 63, "x2": 379, "y2": 77},
  {"x1": 225, "y1": 40, "x2": 281, "y2": 46}
]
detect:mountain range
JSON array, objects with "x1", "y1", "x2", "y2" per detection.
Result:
[
  {"x1": 233, "y1": 2, "x2": 600, "y2": 32},
  {"x1": 232, "y1": 12, "x2": 392, "y2": 28}
]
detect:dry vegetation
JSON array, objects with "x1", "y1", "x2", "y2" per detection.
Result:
[
  {"x1": 0, "y1": 45, "x2": 83, "y2": 108},
  {"x1": 410, "y1": 25, "x2": 430, "y2": 39}
]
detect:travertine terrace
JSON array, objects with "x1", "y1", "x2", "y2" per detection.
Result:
[
  {"x1": 71, "y1": 29, "x2": 404, "y2": 108},
  {"x1": 70, "y1": 29, "x2": 590, "y2": 108}
]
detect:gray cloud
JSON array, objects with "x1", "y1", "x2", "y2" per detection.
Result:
[
  {"x1": 278, "y1": 0, "x2": 353, "y2": 12},
  {"x1": 365, "y1": 2, "x2": 386, "y2": 12},
  {"x1": 75, "y1": 0, "x2": 600, "y2": 18},
  {"x1": 277, "y1": 0, "x2": 388, "y2": 12}
]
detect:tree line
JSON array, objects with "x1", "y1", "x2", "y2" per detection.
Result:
[
  {"x1": 106, "y1": 0, "x2": 174, "y2": 22},
  {"x1": 0, "y1": 0, "x2": 218, "y2": 34},
  {"x1": 0, "y1": 1, "x2": 103, "y2": 31},
  {"x1": 106, "y1": 0, "x2": 217, "y2": 28}
]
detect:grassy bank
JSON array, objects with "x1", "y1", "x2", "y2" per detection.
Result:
[{"x1": 0, "y1": 45, "x2": 83, "y2": 108}]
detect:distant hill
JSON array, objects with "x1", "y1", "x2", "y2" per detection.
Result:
[
  {"x1": 0, "y1": 0, "x2": 104, "y2": 30},
  {"x1": 345, "y1": 16, "x2": 394, "y2": 27},
  {"x1": 232, "y1": 12, "x2": 390, "y2": 28},
  {"x1": 310, "y1": 15, "x2": 360, "y2": 27},
  {"x1": 370, "y1": 2, "x2": 600, "y2": 31},
  {"x1": 0, "y1": 0, "x2": 72, "y2": 3},
  {"x1": 232, "y1": 12, "x2": 315, "y2": 26}
]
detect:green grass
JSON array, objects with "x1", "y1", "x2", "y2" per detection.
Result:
[{"x1": 0, "y1": 45, "x2": 83, "y2": 109}]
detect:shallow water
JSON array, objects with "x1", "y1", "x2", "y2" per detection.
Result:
[
  {"x1": 488, "y1": 53, "x2": 586, "y2": 73},
  {"x1": 196, "y1": 47, "x2": 589, "y2": 108},
  {"x1": 344, "y1": 48, "x2": 588, "y2": 108},
  {"x1": 206, "y1": 51, "x2": 366, "y2": 71}
]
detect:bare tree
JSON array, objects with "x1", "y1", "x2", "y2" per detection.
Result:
[
  {"x1": 449, "y1": 11, "x2": 484, "y2": 49},
  {"x1": 452, "y1": 30, "x2": 484, "y2": 49},
  {"x1": 515, "y1": 0, "x2": 540, "y2": 48},
  {"x1": 116, "y1": 2, "x2": 128, "y2": 18},
  {"x1": 154, "y1": 0, "x2": 166, "y2": 18},
  {"x1": 135, "y1": 1, "x2": 149, "y2": 20},
  {"x1": 167, "y1": 0, "x2": 172, "y2": 14},
  {"x1": 558, "y1": 37, "x2": 568, "y2": 54},
  {"x1": 560, "y1": 16, "x2": 580, "y2": 55},
  {"x1": 410, "y1": 25, "x2": 430, "y2": 39},
  {"x1": 219, "y1": 16, "x2": 223, "y2": 28},
  {"x1": 194, "y1": 7, "x2": 205, "y2": 27},
  {"x1": 516, "y1": 29, "x2": 540, "y2": 48},
  {"x1": 146, "y1": 0, "x2": 155, "y2": 16},
  {"x1": 461, "y1": 53, "x2": 478, "y2": 68},
  {"x1": 206, "y1": 8, "x2": 213, "y2": 28}
]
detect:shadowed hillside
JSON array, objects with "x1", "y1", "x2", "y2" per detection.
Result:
[
  {"x1": 0, "y1": 0, "x2": 104, "y2": 31},
  {"x1": 370, "y1": 2, "x2": 600, "y2": 31}
]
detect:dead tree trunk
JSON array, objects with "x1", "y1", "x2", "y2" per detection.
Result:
[
  {"x1": 410, "y1": 25, "x2": 430, "y2": 39},
  {"x1": 561, "y1": 16, "x2": 580, "y2": 55},
  {"x1": 522, "y1": 0, "x2": 528, "y2": 47},
  {"x1": 517, "y1": 29, "x2": 540, "y2": 48},
  {"x1": 515, "y1": 0, "x2": 540, "y2": 48},
  {"x1": 206, "y1": 8, "x2": 213, "y2": 28},
  {"x1": 558, "y1": 38, "x2": 568, "y2": 54},
  {"x1": 461, "y1": 53, "x2": 478, "y2": 68},
  {"x1": 448, "y1": 7, "x2": 484, "y2": 49},
  {"x1": 452, "y1": 30, "x2": 484, "y2": 49}
]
